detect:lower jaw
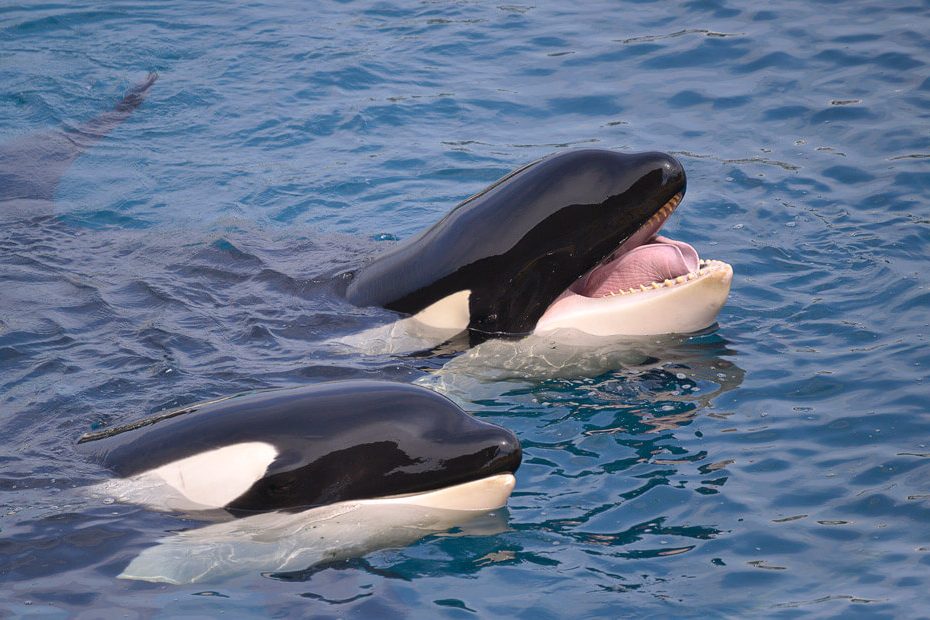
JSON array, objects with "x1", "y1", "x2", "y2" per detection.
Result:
[
  {"x1": 371, "y1": 474, "x2": 516, "y2": 511},
  {"x1": 535, "y1": 260, "x2": 733, "y2": 337}
]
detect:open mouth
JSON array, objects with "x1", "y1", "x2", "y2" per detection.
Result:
[
  {"x1": 572, "y1": 192, "x2": 729, "y2": 298},
  {"x1": 572, "y1": 193, "x2": 731, "y2": 299},
  {"x1": 537, "y1": 192, "x2": 733, "y2": 335}
]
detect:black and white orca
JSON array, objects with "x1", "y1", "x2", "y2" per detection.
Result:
[
  {"x1": 342, "y1": 149, "x2": 732, "y2": 344},
  {"x1": 79, "y1": 380, "x2": 521, "y2": 583},
  {"x1": 79, "y1": 380, "x2": 520, "y2": 515}
]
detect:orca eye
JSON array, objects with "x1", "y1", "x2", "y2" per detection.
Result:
[{"x1": 269, "y1": 478, "x2": 294, "y2": 494}]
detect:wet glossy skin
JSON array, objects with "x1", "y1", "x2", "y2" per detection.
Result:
[
  {"x1": 78, "y1": 381, "x2": 521, "y2": 516},
  {"x1": 345, "y1": 149, "x2": 685, "y2": 339}
]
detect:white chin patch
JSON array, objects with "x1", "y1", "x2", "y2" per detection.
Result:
[
  {"x1": 146, "y1": 442, "x2": 278, "y2": 509},
  {"x1": 411, "y1": 289, "x2": 471, "y2": 330},
  {"x1": 370, "y1": 473, "x2": 516, "y2": 511}
]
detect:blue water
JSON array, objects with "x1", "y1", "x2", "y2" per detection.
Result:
[{"x1": 2, "y1": 0, "x2": 929, "y2": 616}]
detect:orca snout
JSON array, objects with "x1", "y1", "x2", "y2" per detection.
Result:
[
  {"x1": 660, "y1": 153, "x2": 685, "y2": 190},
  {"x1": 635, "y1": 151, "x2": 686, "y2": 195},
  {"x1": 491, "y1": 427, "x2": 522, "y2": 476}
]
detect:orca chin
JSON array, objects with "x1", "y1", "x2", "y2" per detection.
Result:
[{"x1": 343, "y1": 148, "x2": 732, "y2": 342}]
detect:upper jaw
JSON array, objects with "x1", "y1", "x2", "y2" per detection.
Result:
[
  {"x1": 574, "y1": 235, "x2": 698, "y2": 298},
  {"x1": 574, "y1": 191, "x2": 686, "y2": 297}
]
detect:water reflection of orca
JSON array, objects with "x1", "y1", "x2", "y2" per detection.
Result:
[
  {"x1": 79, "y1": 380, "x2": 521, "y2": 584},
  {"x1": 337, "y1": 149, "x2": 733, "y2": 354},
  {"x1": 417, "y1": 330, "x2": 746, "y2": 418},
  {"x1": 0, "y1": 73, "x2": 157, "y2": 220}
]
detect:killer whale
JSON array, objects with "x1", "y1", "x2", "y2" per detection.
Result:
[
  {"x1": 78, "y1": 380, "x2": 521, "y2": 583},
  {"x1": 0, "y1": 72, "x2": 157, "y2": 220},
  {"x1": 342, "y1": 149, "x2": 732, "y2": 346},
  {"x1": 79, "y1": 380, "x2": 520, "y2": 515}
]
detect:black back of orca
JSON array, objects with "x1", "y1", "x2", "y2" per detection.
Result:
[
  {"x1": 344, "y1": 149, "x2": 685, "y2": 338},
  {"x1": 78, "y1": 381, "x2": 521, "y2": 516}
]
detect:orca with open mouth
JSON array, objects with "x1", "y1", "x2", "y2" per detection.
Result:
[
  {"x1": 342, "y1": 149, "x2": 732, "y2": 348},
  {"x1": 78, "y1": 380, "x2": 521, "y2": 583}
]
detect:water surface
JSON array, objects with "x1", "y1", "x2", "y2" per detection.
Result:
[{"x1": 1, "y1": 0, "x2": 929, "y2": 617}]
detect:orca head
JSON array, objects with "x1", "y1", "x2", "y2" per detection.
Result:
[
  {"x1": 79, "y1": 381, "x2": 521, "y2": 516},
  {"x1": 345, "y1": 149, "x2": 730, "y2": 340},
  {"x1": 221, "y1": 383, "x2": 522, "y2": 515}
]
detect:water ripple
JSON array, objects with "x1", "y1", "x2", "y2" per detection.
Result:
[{"x1": 1, "y1": 0, "x2": 930, "y2": 616}]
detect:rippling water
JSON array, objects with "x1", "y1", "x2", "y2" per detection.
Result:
[{"x1": 2, "y1": 0, "x2": 929, "y2": 616}]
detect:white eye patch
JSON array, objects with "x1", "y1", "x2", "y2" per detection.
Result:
[
  {"x1": 147, "y1": 442, "x2": 278, "y2": 508},
  {"x1": 411, "y1": 289, "x2": 471, "y2": 330}
]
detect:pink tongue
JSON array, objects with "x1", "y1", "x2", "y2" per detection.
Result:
[{"x1": 581, "y1": 236, "x2": 700, "y2": 297}]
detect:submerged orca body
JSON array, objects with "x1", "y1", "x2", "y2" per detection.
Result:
[
  {"x1": 343, "y1": 149, "x2": 732, "y2": 344},
  {"x1": 79, "y1": 380, "x2": 521, "y2": 583},
  {"x1": 0, "y1": 73, "x2": 157, "y2": 219}
]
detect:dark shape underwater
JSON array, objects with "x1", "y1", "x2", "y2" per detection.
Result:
[{"x1": 0, "y1": 72, "x2": 157, "y2": 219}]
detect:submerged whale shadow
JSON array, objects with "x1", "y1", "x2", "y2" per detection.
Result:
[
  {"x1": 116, "y1": 503, "x2": 511, "y2": 584},
  {"x1": 0, "y1": 72, "x2": 157, "y2": 221}
]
